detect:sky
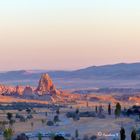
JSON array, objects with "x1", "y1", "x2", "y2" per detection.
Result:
[{"x1": 0, "y1": 0, "x2": 140, "y2": 71}]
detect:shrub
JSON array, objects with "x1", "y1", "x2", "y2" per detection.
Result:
[
  {"x1": 38, "y1": 133, "x2": 42, "y2": 140},
  {"x1": 3, "y1": 128, "x2": 14, "y2": 140},
  {"x1": 15, "y1": 133, "x2": 29, "y2": 140},
  {"x1": 7, "y1": 113, "x2": 13, "y2": 121},
  {"x1": 54, "y1": 115, "x2": 59, "y2": 123},
  {"x1": 54, "y1": 135, "x2": 65, "y2": 140},
  {"x1": 47, "y1": 120, "x2": 54, "y2": 126},
  {"x1": 90, "y1": 135, "x2": 97, "y2": 140}
]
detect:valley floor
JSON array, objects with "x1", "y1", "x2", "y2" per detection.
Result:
[{"x1": 0, "y1": 103, "x2": 139, "y2": 140}]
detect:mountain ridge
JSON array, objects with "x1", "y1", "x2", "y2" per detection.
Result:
[{"x1": 1, "y1": 62, "x2": 140, "y2": 88}]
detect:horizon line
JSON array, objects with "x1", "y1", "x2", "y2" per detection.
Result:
[{"x1": 1, "y1": 61, "x2": 140, "y2": 72}]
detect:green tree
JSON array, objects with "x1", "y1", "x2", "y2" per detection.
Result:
[
  {"x1": 38, "y1": 133, "x2": 42, "y2": 140},
  {"x1": 7, "y1": 113, "x2": 13, "y2": 121},
  {"x1": 75, "y1": 129, "x2": 79, "y2": 138},
  {"x1": 31, "y1": 122, "x2": 34, "y2": 130},
  {"x1": 56, "y1": 108, "x2": 60, "y2": 115},
  {"x1": 41, "y1": 119, "x2": 46, "y2": 126},
  {"x1": 75, "y1": 108, "x2": 79, "y2": 114},
  {"x1": 26, "y1": 108, "x2": 31, "y2": 114},
  {"x1": 131, "y1": 129, "x2": 136, "y2": 140},
  {"x1": 108, "y1": 103, "x2": 111, "y2": 115},
  {"x1": 54, "y1": 115, "x2": 59, "y2": 123},
  {"x1": 95, "y1": 106, "x2": 98, "y2": 113},
  {"x1": 3, "y1": 128, "x2": 13, "y2": 140},
  {"x1": 115, "y1": 102, "x2": 121, "y2": 118},
  {"x1": 120, "y1": 127, "x2": 126, "y2": 140},
  {"x1": 45, "y1": 112, "x2": 48, "y2": 117}
]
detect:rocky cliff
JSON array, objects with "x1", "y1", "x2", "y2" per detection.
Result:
[
  {"x1": 0, "y1": 73, "x2": 60, "y2": 97},
  {"x1": 36, "y1": 73, "x2": 59, "y2": 95}
]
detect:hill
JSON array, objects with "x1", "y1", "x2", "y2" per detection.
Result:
[{"x1": 1, "y1": 62, "x2": 140, "y2": 88}]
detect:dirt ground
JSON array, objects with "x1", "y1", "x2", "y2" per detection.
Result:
[{"x1": 0, "y1": 103, "x2": 139, "y2": 140}]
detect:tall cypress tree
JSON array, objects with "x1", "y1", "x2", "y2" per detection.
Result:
[
  {"x1": 95, "y1": 106, "x2": 98, "y2": 113},
  {"x1": 120, "y1": 127, "x2": 126, "y2": 140},
  {"x1": 131, "y1": 129, "x2": 137, "y2": 140},
  {"x1": 115, "y1": 102, "x2": 121, "y2": 118},
  {"x1": 108, "y1": 103, "x2": 111, "y2": 115}
]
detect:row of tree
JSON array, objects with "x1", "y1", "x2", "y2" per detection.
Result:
[
  {"x1": 120, "y1": 127, "x2": 138, "y2": 140},
  {"x1": 95, "y1": 102, "x2": 122, "y2": 118}
]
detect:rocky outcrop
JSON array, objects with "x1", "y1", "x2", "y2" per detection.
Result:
[
  {"x1": 15, "y1": 85, "x2": 24, "y2": 96},
  {"x1": 23, "y1": 86, "x2": 33, "y2": 95},
  {"x1": 36, "y1": 74, "x2": 58, "y2": 95},
  {"x1": 129, "y1": 96, "x2": 140, "y2": 103},
  {"x1": 0, "y1": 84, "x2": 15, "y2": 95},
  {"x1": 0, "y1": 73, "x2": 63, "y2": 102},
  {"x1": 0, "y1": 85, "x2": 25, "y2": 96}
]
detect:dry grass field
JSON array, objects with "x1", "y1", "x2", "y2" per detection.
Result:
[{"x1": 0, "y1": 99, "x2": 139, "y2": 140}]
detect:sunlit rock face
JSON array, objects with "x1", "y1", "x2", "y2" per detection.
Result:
[
  {"x1": 22, "y1": 86, "x2": 36, "y2": 99},
  {"x1": 23, "y1": 86, "x2": 33, "y2": 95},
  {"x1": 0, "y1": 74, "x2": 61, "y2": 101},
  {"x1": 0, "y1": 84, "x2": 15, "y2": 95},
  {"x1": 15, "y1": 85, "x2": 24, "y2": 96},
  {"x1": 0, "y1": 85, "x2": 8, "y2": 94},
  {"x1": 36, "y1": 74, "x2": 57, "y2": 95}
]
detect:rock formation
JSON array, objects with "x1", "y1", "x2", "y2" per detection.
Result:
[
  {"x1": 36, "y1": 74, "x2": 57, "y2": 95},
  {"x1": 0, "y1": 73, "x2": 62, "y2": 102},
  {"x1": 0, "y1": 84, "x2": 15, "y2": 95},
  {"x1": 15, "y1": 85, "x2": 24, "y2": 96},
  {"x1": 23, "y1": 86, "x2": 33, "y2": 95}
]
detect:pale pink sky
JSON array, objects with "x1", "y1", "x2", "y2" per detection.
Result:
[{"x1": 0, "y1": 0, "x2": 140, "y2": 70}]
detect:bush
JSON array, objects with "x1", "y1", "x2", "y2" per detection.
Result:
[
  {"x1": 66, "y1": 112, "x2": 80, "y2": 121},
  {"x1": 26, "y1": 108, "x2": 32, "y2": 114},
  {"x1": 15, "y1": 113, "x2": 21, "y2": 119},
  {"x1": 47, "y1": 121, "x2": 54, "y2": 126},
  {"x1": 83, "y1": 135, "x2": 89, "y2": 140},
  {"x1": 56, "y1": 108, "x2": 60, "y2": 115},
  {"x1": 54, "y1": 115, "x2": 59, "y2": 123},
  {"x1": 7, "y1": 113, "x2": 13, "y2": 121},
  {"x1": 15, "y1": 133, "x2": 29, "y2": 140},
  {"x1": 19, "y1": 116, "x2": 26, "y2": 122},
  {"x1": 54, "y1": 135, "x2": 65, "y2": 140},
  {"x1": 27, "y1": 115, "x2": 33, "y2": 120},
  {"x1": 38, "y1": 133, "x2": 42, "y2": 140},
  {"x1": 90, "y1": 135, "x2": 97, "y2": 140},
  {"x1": 66, "y1": 112, "x2": 76, "y2": 118},
  {"x1": 3, "y1": 128, "x2": 14, "y2": 140}
]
